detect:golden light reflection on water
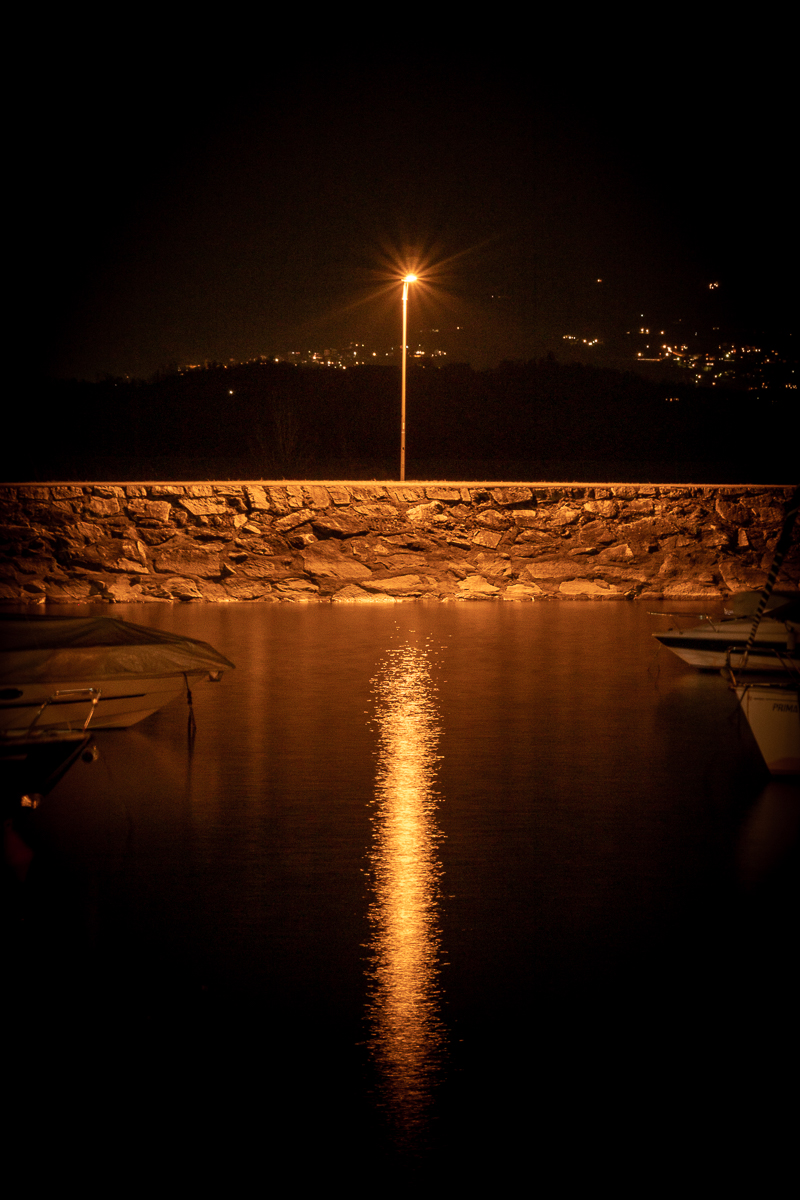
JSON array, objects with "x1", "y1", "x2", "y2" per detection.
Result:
[{"x1": 367, "y1": 637, "x2": 446, "y2": 1148}]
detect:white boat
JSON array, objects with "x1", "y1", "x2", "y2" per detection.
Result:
[
  {"x1": 652, "y1": 593, "x2": 799, "y2": 672},
  {"x1": 733, "y1": 679, "x2": 800, "y2": 776},
  {"x1": 653, "y1": 616, "x2": 798, "y2": 672},
  {"x1": 0, "y1": 615, "x2": 234, "y2": 731},
  {"x1": 724, "y1": 494, "x2": 800, "y2": 774}
]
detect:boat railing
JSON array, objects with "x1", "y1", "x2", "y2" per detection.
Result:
[
  {"x1": 28, "y1": 687, "x2": 102, "y2": 733},
  {"x1": 724, "y1": 645, "x2": 800, "y2": 690},
  {"x1": 648, "y1": 611, "x2": 720, "y2": 630}
]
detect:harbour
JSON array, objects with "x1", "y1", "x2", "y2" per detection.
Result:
[{"x1": 4, "y1": 600, "x2": 797, "y2": 1179}]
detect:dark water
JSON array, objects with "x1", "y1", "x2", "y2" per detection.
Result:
[{"x1": 5, "y1": 602, "x2": 797, "y2": 1181}]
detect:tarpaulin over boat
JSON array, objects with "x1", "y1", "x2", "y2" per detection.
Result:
[{"x1": 0, "y1": 616, "x2": 235, "y2": 683}]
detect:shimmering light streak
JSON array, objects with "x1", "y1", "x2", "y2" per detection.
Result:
[{"x1": 366, "y1": 638, "x2": 445, "y2": 1149}]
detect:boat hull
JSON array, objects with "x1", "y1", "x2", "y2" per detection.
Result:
[
  {"x1": 734, "y1": 683, "x2": 800, "y2": 775},
  {"x1": 1, "y1": 728, "x2": 93, "y2": 804},
  {"x1": 0, "y1": 675, "x2": 196, "y2": 731},
  {"x1": 654, "y1": 618, "x2": 798, "y2": 672}
]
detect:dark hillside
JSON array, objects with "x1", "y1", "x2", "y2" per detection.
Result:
[{"x1": 11, "y1": 359, "x2": 794, "y2": 483}]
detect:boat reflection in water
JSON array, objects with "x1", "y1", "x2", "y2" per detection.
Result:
[{"x1": 366, "y1": 636, "x2": 446, "y2": 1153}]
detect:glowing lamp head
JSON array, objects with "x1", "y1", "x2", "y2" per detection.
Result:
[{"x1": 403, "y1": 274, "x2": 418, "y2": 283}]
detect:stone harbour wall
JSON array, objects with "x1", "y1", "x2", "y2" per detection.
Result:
[{"x1": 0, "y1": 482, "x2": 797, "y2": 604}]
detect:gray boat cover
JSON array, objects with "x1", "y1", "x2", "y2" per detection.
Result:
[
  {"x1": 0, "y1": 616, "x2": 235, "y2": 683},
  {"x1": 725, "y1": 590, "x2": 800, "y2": 619}
]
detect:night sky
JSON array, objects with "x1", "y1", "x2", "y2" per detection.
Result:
[{"x1": 25, "y1": 33, "x2": 795, "y2": 382}]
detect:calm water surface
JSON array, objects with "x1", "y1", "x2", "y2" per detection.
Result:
[{"x1": 7, "y1": 601, "x2": 797, "y2": 1179}]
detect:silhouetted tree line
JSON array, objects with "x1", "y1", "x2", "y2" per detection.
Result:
[{"x1": 11, "y1": 359, "x2": 795, "y2": 482}]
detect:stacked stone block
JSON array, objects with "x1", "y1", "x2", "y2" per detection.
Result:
[{"x1": 0, "y1": 482, "x2": 796, "y2": 604}]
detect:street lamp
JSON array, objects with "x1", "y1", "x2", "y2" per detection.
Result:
[{"x1": 400, "y1": 274, "x2": 417, "y2": 481}]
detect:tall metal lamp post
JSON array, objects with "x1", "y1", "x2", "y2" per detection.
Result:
[{"x1": 400, "y1": 274, "x2": 417, "y2": 481}]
